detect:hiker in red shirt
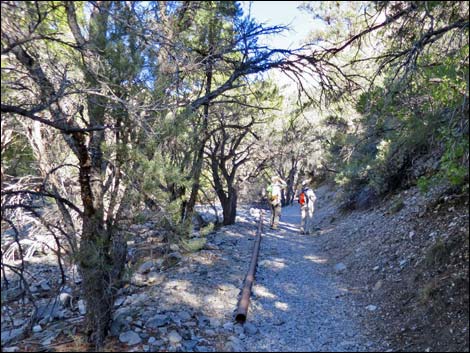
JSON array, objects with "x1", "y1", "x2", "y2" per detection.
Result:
[{"x1": 298, "y1": 180, "x2": 317, "y2": 234}]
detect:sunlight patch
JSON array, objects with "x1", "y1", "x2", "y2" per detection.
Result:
[
  {"x1": 258, "y1": 258, "x2": 286, "y2": 270},
  {"x1": 274, "y1": 301, "x2": 289, "y2": 311},
  {"x1": 162, "y1": 280, "x2": 201, "y2": 307},
  {"x1": 304, "y1": 254, "x2": 328, "y2": 264},
  {"x1": 252, "y1": 284, "x2": 276, "y2": 299}
]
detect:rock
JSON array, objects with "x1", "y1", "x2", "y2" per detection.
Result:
[
  {"x1": 78, "y1": 300, "x2": 86, "y2": 315},
  {"x1": 13, "y1": 319, "x2": 25, "y2": 327},
  {"x1": 168, "y1": 330, "x2": 182, "y2": 344},
  {"x1": 3, "y1": 347, "x2": 20, "y2": 352},
  {"x1": 366, "y1": 305, "x2": 378, "y2": 311},
  {"x1": 131, "y1": 273, "x2": 148, "y2": 286},
  {"x1": 233, "y1": 324, "x2": 244, "y2": 335},
  {"x1": 204, "y1": 329, "x2": 216, "y2": 337},
  {"x1": 183, "y1": 320, "x2": 197, "y2": 327},
  {"x1": 114, "y1": 296, "x2": 126, "y2": 307},
  {"x1": 194, "y1": 207, "x2": 219, "y2": 226},
  {"x1": 243, "y1": 322, "x2": 258, "y2": 335},
  {"x1": 334, "y1": 262, "x2": 347, "y2": 272},
  {"x1": 147, "y1": 272, "x2": 165, "y2": 285},
  {"x1": 1, "y1": 327, "x2": 26, "y2": 346},
  {"x1": 145, "y1": 314, "x2": 171, "y2": 329},
  {"x1": 223, "y1": 322, "x2": 234, "y2": 331},
  {"x1": 373, "y1": 280, "x2": 383, "y2": 291},
  {"x1": 58, "y1": 293, "x2": 73, "y2": 308},
  {"x1": 119, "y1": 331, "x2": 142, "y2": 345},
  {"x1": 110, "y1": 313, "x2": 130, "y2": 336},
  {"x1": 177, "y1": 311, "x2": 192, "y2": 322},
  {"x1": 128, "y1": 293, "x2": 150, "y2": 305},
  {"x1": 225, "y1": 341, "x2": 243, "y2": 352},
  {"x1": 41, "y1": 332, "x2": 59, "y2": 346},
  {"x1": 197, "y1": 315, "x2": 210, "y2": 328},
  {"x1": 137, "y1": 261, "x2": 155, "y2": 274},
  {"x1": 225, "y1": 336, "x2": 244, "y2": 351},
  {"x1": 39, "y1": 281, "x2": 51, "y2": 291},
  {"x1": 35, "y1": 300, "x2": 66, "y2": 323},
  {"x1": 32, "y1": 325, "x2": 42, "y2": 333},
  {"x1": 183, "y1": 339, "x2": 198, "y2": 350},
  {"x1": 170, "y1": 244, "x2": 180, "y2": 252}
]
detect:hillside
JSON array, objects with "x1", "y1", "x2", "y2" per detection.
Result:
[{"x1": 312, "y1": 183, "x2": 469, "y2": 352}]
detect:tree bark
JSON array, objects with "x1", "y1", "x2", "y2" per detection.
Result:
[
  {"x1": 221, "y1": 187, "x2": 237, "y2": 225},
  {"x1": 184, "y1": 30, "x2": 214, "y2": 225}
]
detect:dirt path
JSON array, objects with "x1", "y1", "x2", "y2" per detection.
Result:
[{"x1": 242, "y1": 204, "x2": 383, "y2": 352}]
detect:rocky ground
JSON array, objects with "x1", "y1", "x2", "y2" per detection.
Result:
[
  {"x1": 311, "y1": 183, "x2": 469, "y2": 352},
  {"x1": 1, "y1": 183, "x2": 468, "y2": 352}
]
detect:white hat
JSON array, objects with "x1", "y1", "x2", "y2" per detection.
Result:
[{"x1": 302, "y1": 180, "x2": 309, "y2": 186}]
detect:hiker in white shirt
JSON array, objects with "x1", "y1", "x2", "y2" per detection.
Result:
[{"x1": 298, "y1": 180, "x2": 316, "y2": 234}]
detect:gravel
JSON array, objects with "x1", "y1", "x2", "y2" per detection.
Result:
[{"x1": 241, "y1": 205, "x2": 382, "y2": 352}]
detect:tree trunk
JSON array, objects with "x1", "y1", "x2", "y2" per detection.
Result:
[
  {"x1": 184, "y1": 45, "x2": 213, "y2": 224},
  {"x1": 285, "y1": 159, "x2": 298, "y2": 206},
  {"x1": 221, "y1": 187, "x2": 237, "y2": 225},
  {"x1": 79, "y1": 220, "x2": 113, "y2": 348}
]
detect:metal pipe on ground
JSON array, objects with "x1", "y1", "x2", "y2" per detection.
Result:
[{"x1": 235, "y1": 210, "x2": 264, "y2": 323}]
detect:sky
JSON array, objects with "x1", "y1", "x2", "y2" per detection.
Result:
[
  {"x1": 239, "y1": 1, "x2": 323, "y2": 90},
  {"x1": 239, "y1": 1, "x2": 319, "y2": 50}
]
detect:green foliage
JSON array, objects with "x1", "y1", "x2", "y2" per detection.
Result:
[
  {"x1": 439, "y1": 134, "x2": 469, "y2": 187},
  {"x1": 328, "y1": 51, "x2": 468, "y2": 197},
  {"x1": 130, "y1": 147, "x2": 191, "y2": 228},
  {"x1": 418, "y1": 132, "x2": 470, "y2": 194},
  {"x1": 181, "y1": 237, "x2": 207, "y2": 252},
  {"x1": 200, "y1": 222, "x2": 215, "y2": 237},
  {"x1": 417, "y1": 176, "x2": 432, "y2": 193},
  {"x1": 320, "y1": 2, "x2": 469, "y2": 199},
  {"x1": 1, "y1": 133, "x2": 36, "y2": 176}
]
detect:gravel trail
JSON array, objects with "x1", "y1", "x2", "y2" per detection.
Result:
[{"x1": 242, "y1": 204, "x2": 380, "y2": 352}]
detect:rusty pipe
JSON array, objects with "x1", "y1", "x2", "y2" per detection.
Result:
[{"x1": 235, "y1": 210, "x2": 264, "y2": 323}]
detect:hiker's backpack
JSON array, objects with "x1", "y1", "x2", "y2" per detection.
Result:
[
  {"x1": 299, "y1": 191, "x2": 306, "y2": 206},
  {"x1": 267, "y1": 184, "x2": 281, "y2": 205},
  {"x1": 266, "y1": 185, "x2": 273, "y2": 199}
]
